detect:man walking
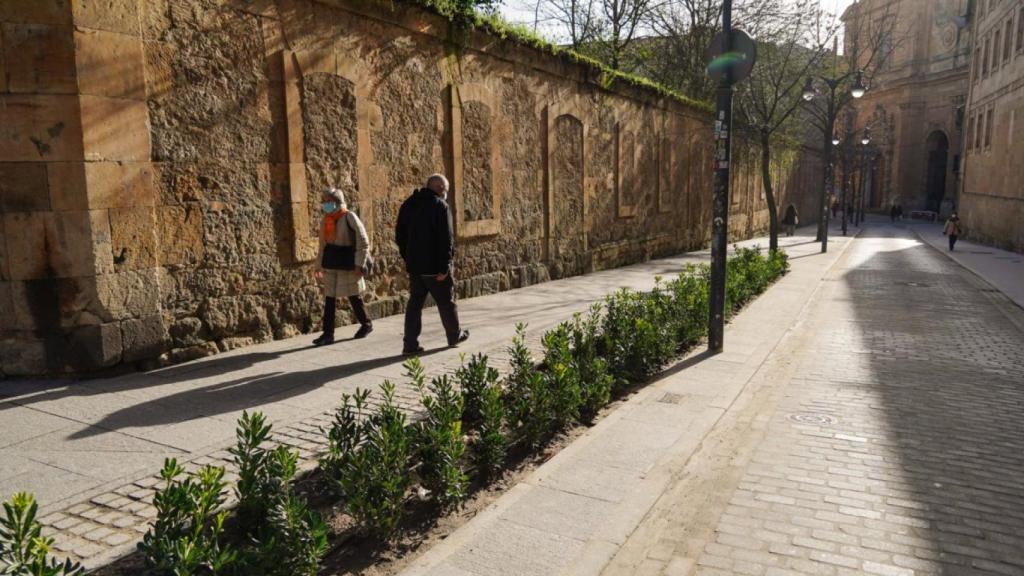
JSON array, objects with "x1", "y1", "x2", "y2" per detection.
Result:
[
  {"x1": 396, "y1": 174, "x2": 469, "y2": 355},
  {"x1": 943, "y1": 211, "x2": 962, "y2": 251}
]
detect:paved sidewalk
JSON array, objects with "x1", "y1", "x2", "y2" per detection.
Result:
[
  {"x1": 602, "y1": 219, "x2": 1024, "y2": 576},
  {"x1": 0, "y1": 227, "x2": 814, "y2": 569},
  {"x1": 906, "y1": 219, "x2": 1024, "y2": 309},
  {"x1": 400, "y1": 228, "x2": 856, "y2": 576}
]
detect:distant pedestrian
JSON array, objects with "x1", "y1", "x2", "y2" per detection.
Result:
[
  {"x1": 943, "y1": 212, "x2": 962, "y2": 251},
  {"x1": 896, "y1": 204, "x2": 904, "y2": 220},
  {"x1": 313, "y1": 187, "x2": 373, "y2": 346},
  {"x1": 890, "y1": 204, "x2": 898, "y2": 222},
  {"x1": 781, "y1": 204, "x2": 799, "y2": 236},
  {"x1": 395, "y1": 174, "x2": 469, "y2": 355},
  {"x1": 831, "y1": 200, "x2": 838, "y2": 218}
]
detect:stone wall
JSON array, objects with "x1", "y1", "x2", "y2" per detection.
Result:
[{"x1": 0, "y1": 0, "x2": 818, "y2": 376}]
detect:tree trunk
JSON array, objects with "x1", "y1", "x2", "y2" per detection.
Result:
[{"x1": 760, "y1": 130, "x2": 779, "y2": 252}]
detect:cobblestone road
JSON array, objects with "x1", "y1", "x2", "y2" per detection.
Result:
[{"x1": 609, "y1": 222, "x2": 1024, "y2": 576}]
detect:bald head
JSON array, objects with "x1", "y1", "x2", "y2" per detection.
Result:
[{"x1": 426, "y1": 174, "x2": 449, "y2": 197}]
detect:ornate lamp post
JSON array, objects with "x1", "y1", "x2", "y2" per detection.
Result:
[{"x1": 802, "y1": 70, "x2": 866, "y2": 252}]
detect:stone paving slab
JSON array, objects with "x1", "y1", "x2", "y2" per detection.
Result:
[
  {"x1": 0, "y1": 228, "x2": 817, "y2": 570},
  {"x1": 400, "y1": 228, "x2": 854, "y2": 576}
]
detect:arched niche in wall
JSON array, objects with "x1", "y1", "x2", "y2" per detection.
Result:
[
  {"x1": 450, "y1": 83, "x2": 502, "y2": 239},
  {"x1": 545, "y1": 99, "x2": 587, "y2": 259},
  {"x1": 271, "y1": 49, "x2": 376, "y2": 263},
  {"x1": 615, "y1": 122, "x2": 639, "y2": 218}
]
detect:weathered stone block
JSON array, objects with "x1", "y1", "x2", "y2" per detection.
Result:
[
  {"x1": 0, "y1": 95, "x2": 84, "y2": 162},
  {"x1": 199, "y1": 295, "x2": 269, "y2": 339},
  {"x1": 120, "y1": 315, "x2": 166, "y2": 362},
  {"x1": 167, "y1": 316, "x2": 204, "y2": 347},
  {"x1": 46, "y1": 162, "x2": 88, "y2": 210},
  {"x1": 4, "y1": 210, "x2": 113, "y2": 279},
  {"x1": 143, "y1": 40, "x2": 174, "y2": 100},
  {"x1": 0, "y1": 163, "x2": 50, "y2": 212},
  {"x1": 11, "y1": 278, "x2": 60, "y2": 330},
  {"x1": 84, "y1": 161, "x2": 156, "y2": 209},
  {"x1": 2, "y1": 23, "x2": 77, "y2": 94},
  {"x1": 0, "y1": 336, "x2": 48, "y2": 376},
  {"x1": 65, "y1": 322, "x2": 122, "y2": 370},
  {"x1": 74, "y1": 28, "x2": 146, "y2": 100},
  {"x1": 0, "y1": 1, "x2": 72, "y2": 25},
  {"x1": 71, "y1": 0, "x2": 140, "y2": 35},
  {"x1": 94, "y1": 269, "x2": 160, "y2": 319},
  {"x1": 157, "y1": 205, "x2": 204, "y2": 267},
  {"x1": 80, "y1": 95, "x2": 151, "y2": 161},
  {"x1": 57, "y1": 276, "x2": 109, "y2": 327},
  {"x1": 109, "y1": 206, "x2": 158, "y2": 270}
]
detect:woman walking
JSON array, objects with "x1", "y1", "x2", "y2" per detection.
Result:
[
  {"x1": 314, "y1": 187, "x2": 373, "y2": 345},
  {"x1": 943, "y1": 212, "x2": 962, "y2": 252},
  {"x1": 781, "y1": 204, "x2": 799, "y2": 237}
]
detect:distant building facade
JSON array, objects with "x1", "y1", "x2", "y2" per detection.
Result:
[
  {"x1": 842, "y1": 0, "x2": 971, "y2": 214},
  {"x1": 960, "y1": 0, "x2": 1024, "y2": 252}
]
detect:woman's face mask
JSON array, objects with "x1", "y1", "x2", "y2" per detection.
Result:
[{"x1": 322, "y1": 201, "x2": 338, "y2": 214}]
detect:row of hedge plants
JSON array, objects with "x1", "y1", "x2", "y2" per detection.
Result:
[{"x1": 1, "y1": 246, "x2": 787, "y2": 576}]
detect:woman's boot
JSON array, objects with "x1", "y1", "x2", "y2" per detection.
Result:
[
  {"x1": 349, "y1": 295, "x2": 373, "y2": 339},
  {"x1": 313, "y1": 297, "x2": 336, "y2": 346}
]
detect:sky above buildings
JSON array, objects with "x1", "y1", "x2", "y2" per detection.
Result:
[{"x1": 499, "y1": 0, "x2": 857, "y2": 42}]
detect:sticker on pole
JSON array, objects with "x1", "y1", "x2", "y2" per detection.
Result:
[{"x1": 706, "y1": 29, "x2": 757, "y2": 82}]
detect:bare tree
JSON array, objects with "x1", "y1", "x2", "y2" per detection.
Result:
[
  {"x1": 735, "y1": 0, "x2": 835, "y2": 251},
  {"x1": 529, "y1": 0, "x2": 600, "y2": 50}
]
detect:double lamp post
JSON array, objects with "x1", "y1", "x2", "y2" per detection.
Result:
[{"x1": 801, "y1": 69, "x2": 867, "y2": 253}]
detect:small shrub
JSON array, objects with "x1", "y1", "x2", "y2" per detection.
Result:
[
  {"x1": 139, "y1": 459, "x2": 236, "y2": 575},
  {"x1": 665, "y1": 264, "x2": 710, "y2": 348},
  {"x1": 601, "y1": 287, "x2": 677, "y2": 384},
  {"x1": 473, "y1": 382, "x2": 508, "y2": 481},
  {"x1": 454, "y1": 353, "x2": 500, "y2": 428},
  {"x1": 568, "y1": 307, "x2": 614, "y2": 421},
  {"x1": 320, "y1": 388, "x2": 371, "y2": 499},
  {"x1": 409, "y1": 358, "x2": 468, "y2": 509},
  {"x1": 336, "y1": 382, "x2": 411, "y2": 539},
  {"x1": 767, "y1": 248, "x2": 790, "y2": 279},
  {"x1": 232, "y1": 412, "x2": 327, "y2": 576},
  {"x1": 541, "y1": 324, "x2": 583, "y2": 428},
  {"x1": 0, "y1": 492, "x2": 83, "y2": 576},
  {"x1": 503, "y1": 324, "x2": 555, "y2": 448}
]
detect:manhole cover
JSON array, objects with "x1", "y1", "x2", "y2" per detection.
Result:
[{"x1": 787, "y1": 413, "x2": 838, "y2": 426}]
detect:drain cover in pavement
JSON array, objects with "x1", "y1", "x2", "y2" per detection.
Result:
[
  {"x1": 787, "y1": 412, "x2": 838, "y2": 426},
  {"x1": 659, "y1": 392, "x2": 685, "y2": 404}
]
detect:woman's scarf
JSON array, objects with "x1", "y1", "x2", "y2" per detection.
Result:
[{"x1": 322, "y1": 209, "x2": 347, "y2": 242}]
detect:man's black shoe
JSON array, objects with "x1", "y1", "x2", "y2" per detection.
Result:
[
  {"x1": 354, "y1": 324, "x2": 374, "y2": 339},
  {"x1": 449, "y1": 329, "x2": 470, "y2": 347},
  {"x1": 402, "y1": 345, "x2": 425, "y2": 356},
  {"x1": 312, "y1": 333, "x2": 334, "y2": 346}
]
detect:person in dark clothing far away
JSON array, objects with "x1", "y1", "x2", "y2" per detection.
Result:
[
  {"x1": 781, "y1": 204, "x2": 799, "y2": 236},
  {"x1": 395, "y1": 174, "x2": 469, "y2": 355}
]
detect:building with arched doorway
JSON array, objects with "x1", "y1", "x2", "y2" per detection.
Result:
[{"x1": 842, "y1": 0, "x2": 971, "y2": 214}]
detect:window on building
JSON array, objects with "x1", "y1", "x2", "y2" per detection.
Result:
[
  {"x1": 1005, "y1": 19, "x2": 1014, "y2": 63},
  {"x1": 968, "y1": 115, "x2": 976, "y2": 152},
  {"x1": 974, "y1": 46, "x2": 982, "y2": 82},
  {"x1": 976, "y1": 112, "x2": 984, "y2": 149},
  {"x1": 985, "y1": 108, "x2": 994, "y2": 148},
  {"x1": 983, "y1": 35, "x2": 991, "y2": 76},
  {"x1": 994, "y1": 29, "x2": 1002, "y2": 70},
  {"x1": 1018, "y1": 7, "x2": 1024, "y2": 51}
]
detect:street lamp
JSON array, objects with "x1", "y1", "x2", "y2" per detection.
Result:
[
  {"x1": 857, "y1": 127, "x2": 871, "y2": 226},
  {"x1": 802, "y1": 69, "x2": 867, "y2": 253}
]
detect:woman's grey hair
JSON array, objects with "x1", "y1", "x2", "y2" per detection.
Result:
[
  {"x1": 323, "y1": 187, "x2": 346, "y2": 207},
  {"x1": 426, "y1": 174, "x2": 449, "y2": 192}
]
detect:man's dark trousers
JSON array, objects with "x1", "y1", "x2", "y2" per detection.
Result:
[{"x1": 404, "y1": 273, "x2": 460, "y2": 348}]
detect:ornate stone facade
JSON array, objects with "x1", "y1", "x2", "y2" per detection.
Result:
[
  {"x1": 842, "y1": 0, "x2": 971, "y2": 213},
  {"x1": 0, "y1": 0, "x2": 820, "y2": 375},
  {"x1": 960, "y1": 0, "x2": 1024, "y2": 253}
]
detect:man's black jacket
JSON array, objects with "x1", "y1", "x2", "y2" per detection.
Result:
[{"x1": 395, "y1": 188, "x2": 454, "y2": 275}]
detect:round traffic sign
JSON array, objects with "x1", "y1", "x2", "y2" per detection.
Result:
[{"x1": 706, "y1": 29, "x2": 757, "y2": 82}]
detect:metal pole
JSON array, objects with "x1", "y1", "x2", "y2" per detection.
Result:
[
  {"x1": 708, "y1": 0, "x2": 733, "y2": 353},
  {"x1": 820, "y1": 87, "x2": 835, "y2": 253}
]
